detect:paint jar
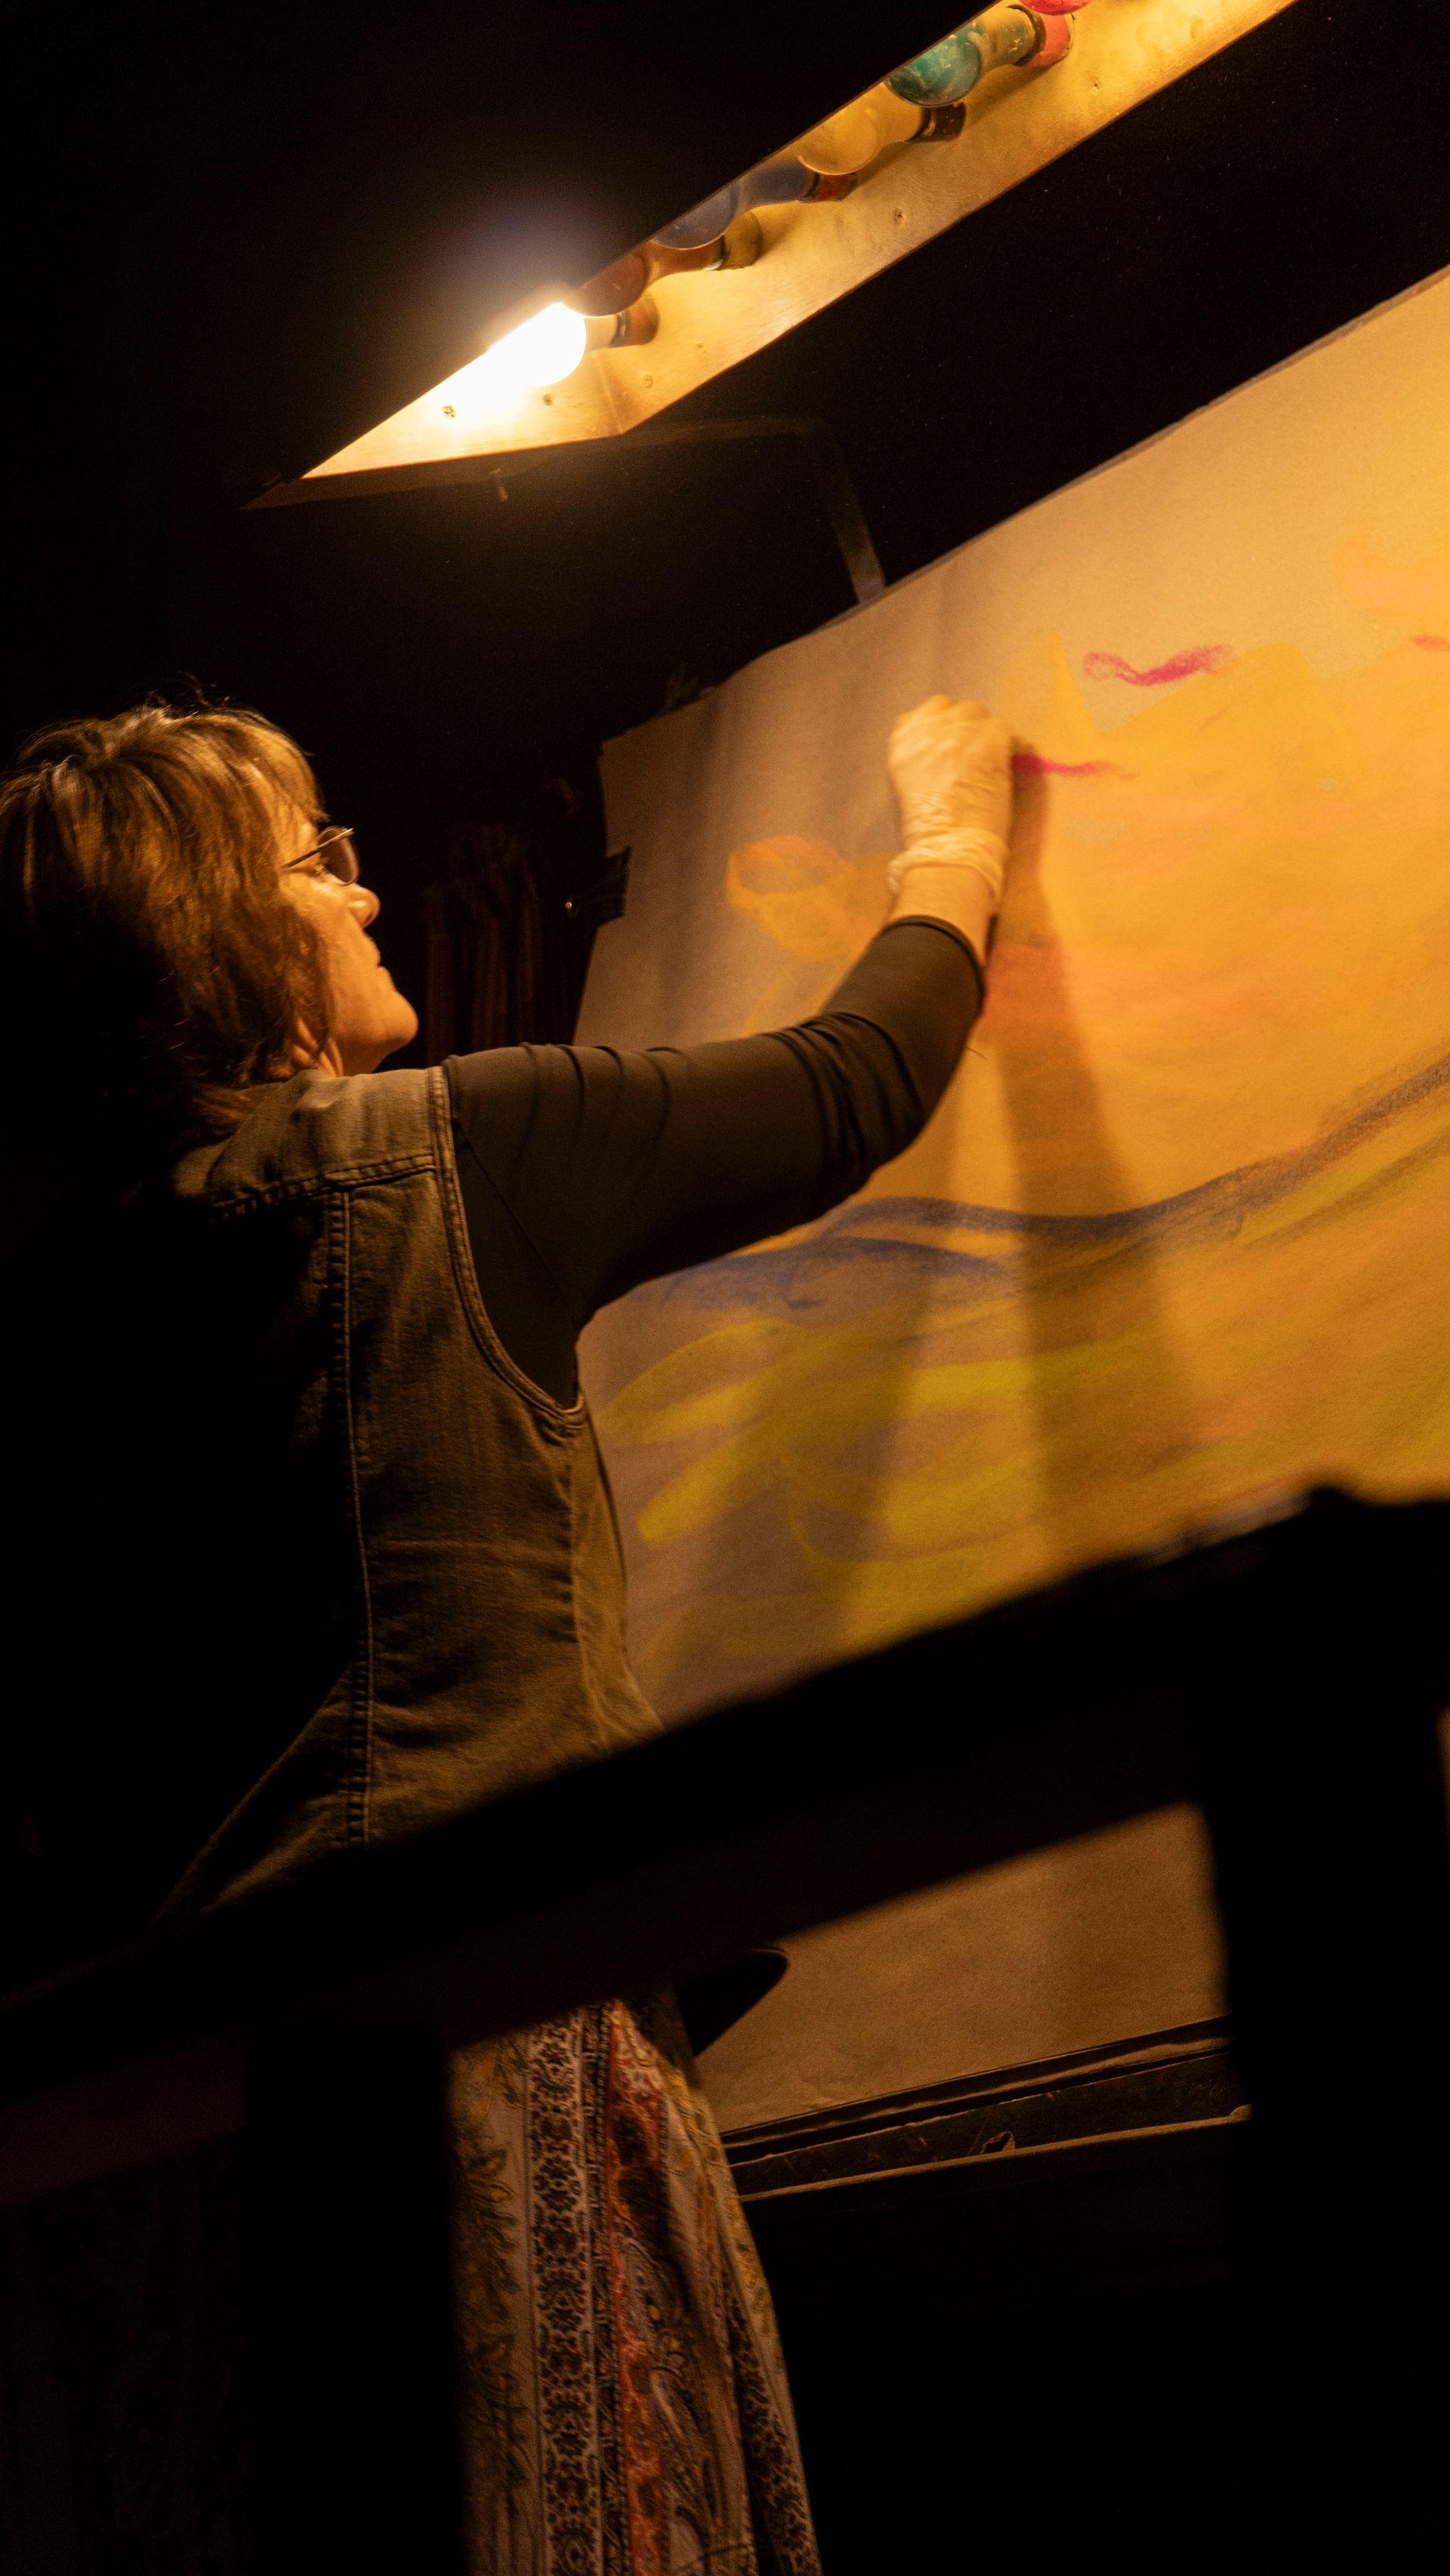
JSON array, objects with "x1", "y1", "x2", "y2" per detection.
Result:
[
  {"x1": 887, "y1": 2, "x2": 1043, "y2": 106},
  {"x1": 569, "y1": 239, "x2": 724, "y2": 316},
  {"x1": 655, "y1": 155, "x2": 843, "y2": 251},
  {"x1": 795, "y1": 82, "x2": 926, "y2": 174},
  {"x1": 597, "y1": 298, "x2": 658, "y2": 350}
]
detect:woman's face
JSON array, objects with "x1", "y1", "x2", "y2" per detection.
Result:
[{"x1": 279, "y1": 805, "x2": 418, "y2": 1074}]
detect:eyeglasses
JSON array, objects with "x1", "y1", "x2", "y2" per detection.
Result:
[{"x1": 284, "y1": 825, "x2": 360, "y2": 886}]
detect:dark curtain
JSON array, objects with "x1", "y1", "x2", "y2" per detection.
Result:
[{"x1": 424, "y1": 769, "x2": 630, "y2": 1061}]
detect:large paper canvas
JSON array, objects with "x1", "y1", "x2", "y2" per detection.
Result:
[{"x1": 580, "y1": 267, "x2": 1450, "y2": 1725}]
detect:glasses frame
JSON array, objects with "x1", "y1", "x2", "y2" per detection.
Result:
[{"x1": 285, "y1": 825, "x2": 360, "y2": 886}]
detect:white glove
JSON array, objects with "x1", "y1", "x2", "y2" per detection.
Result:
[{"x1": 886, "y1": 695, "x2": 1014, "y2": 907}]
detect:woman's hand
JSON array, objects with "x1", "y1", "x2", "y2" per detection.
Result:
[{"x1": 885, "y1": 695, "x2": 1015, "y2": 962}]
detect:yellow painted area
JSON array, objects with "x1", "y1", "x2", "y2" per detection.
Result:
[
  {"x1": 1335, "y1": 518, "x2": 1450, "y2": 635},
  {"x1": 726, "y1": 838, "x2": 891, "y2": 969},
  {"x1": 595, "y1": 572, "x2": 1450, "y2": 1712},
  {"x1": 724, "y1": 629, "x2": 1450, "y2": 1215}
]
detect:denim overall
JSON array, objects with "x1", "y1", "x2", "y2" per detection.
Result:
[{"x1": 2, "y1": 1065, "x2": 660, "y2": 1971}]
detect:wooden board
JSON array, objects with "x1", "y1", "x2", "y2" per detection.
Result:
[{"x1": 276, "y1": 0, "x2": 1295, "y2": 495}]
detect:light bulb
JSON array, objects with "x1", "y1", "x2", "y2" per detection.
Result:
[{"x1": 479, "y1": 300, "x2": 589, "y2": 394}]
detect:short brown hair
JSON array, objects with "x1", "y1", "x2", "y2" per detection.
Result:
[{"x1": 0, "y1": 699, "x2": 331, "y2": 1182}]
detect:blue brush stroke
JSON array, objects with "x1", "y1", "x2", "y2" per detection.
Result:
[{"x1": 659, "y1": 1040, "x2": 1450, "y2": 1315}]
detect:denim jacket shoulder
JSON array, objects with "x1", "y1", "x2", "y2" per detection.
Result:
[{"x1": 171, "y1": 1065, "x2": 443, "y2": 1209}]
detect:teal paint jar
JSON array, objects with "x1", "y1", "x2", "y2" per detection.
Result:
[{"x1": 887, "y1": 25, "x2": 986, "y2": 105}]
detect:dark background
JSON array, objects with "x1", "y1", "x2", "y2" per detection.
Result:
[
  {"x1": 5, "y1": 0, "x2": 1449, "y2": 1041},
  {"x1": 1, "y1": 16, "x2": 1445, "y2": 2556}
]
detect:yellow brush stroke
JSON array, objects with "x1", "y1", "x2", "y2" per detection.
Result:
[
  {"x1": 727, "y1": 835, "x2": 892, "y2": 964},
  {"x1": 622, "y1": 1340, "x2": 1106, "y2": 1547}
]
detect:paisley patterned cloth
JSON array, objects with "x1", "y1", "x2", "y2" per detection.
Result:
[{"x1": 450, "y1": 1996, "x2": 821, "y2": 2576}]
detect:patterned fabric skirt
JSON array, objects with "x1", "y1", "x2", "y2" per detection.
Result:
[
  {"x1": 0, "y1": 1996, "x2": 818, "y2": 2574},
  {"x1": 450, "y1": 1995, "x2": 822, "y2": 2576}
]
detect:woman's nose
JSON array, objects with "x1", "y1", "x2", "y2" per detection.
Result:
[{"x1": 349, "y1": 880, "x2": 381, "y2": 928}]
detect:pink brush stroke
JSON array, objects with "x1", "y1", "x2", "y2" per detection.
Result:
[
  {"x1": 1413, "y1": 633, "x2": 1450, "y2": 652},
  {"x1": 1082, "y1": 644, "x2": 1232, "y2": 686},
  {"x1": 1012, "y1": 750, "x2": 1130, "y2": 779}
]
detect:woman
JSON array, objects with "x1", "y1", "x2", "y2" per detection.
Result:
[{"x1": 0, "y1": 691, "x2": 1012, "y2": 2573}]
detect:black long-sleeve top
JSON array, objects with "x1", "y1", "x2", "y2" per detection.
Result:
[{"x1": 446, "y1": 917, "x2": 983, "y2": 1404}]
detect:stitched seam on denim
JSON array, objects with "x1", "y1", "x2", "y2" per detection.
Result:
[
  {"x1": 332, "y1": 1187, "x2": 374, "y2": 1844},
  {"x1": 202, "y1": 1153, "x2": 434, "y2": 1213},
  {"x1": 424, "y1": 1062, "x2": 586, "y2": 1435},
  {"x1": 563, "y1": 1434, "x2": 618, "y2": 1758}
]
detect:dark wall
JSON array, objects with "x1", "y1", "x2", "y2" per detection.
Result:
[{"x1": 5, "y1": 2, "x2": 1448, "y2": 1041}]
